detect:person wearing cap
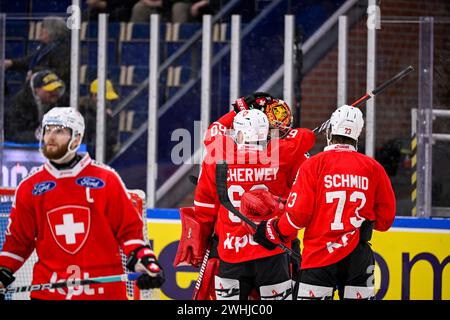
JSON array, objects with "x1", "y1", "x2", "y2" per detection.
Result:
[
  {"x1": 78, "y1": 78, "x2": 120, "y2": 162},
  {"x1": 5, "y1": 70, "x2": 66, "y2": 143}
]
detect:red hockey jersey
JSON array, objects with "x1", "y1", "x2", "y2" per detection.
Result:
[
  {"x1": 194, "y1": 128, "x2": 315, "y2": 263},
  {"x1": 203, "y1": 111, "x2": 235, "y2": 146},
  {"x1": 277, "y1": 144, "x2": 396, "y2": 269},
  {"x1": 0, "y1": 154, "x2": 146, "y2": 300}
]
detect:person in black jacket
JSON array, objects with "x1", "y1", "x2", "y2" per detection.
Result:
[
  {"x1": 5, "y1": 70, "x2": 65, "y2": 144},
  {"x1": 4, "y1": 17, "x2": 70, "y2": 95}
]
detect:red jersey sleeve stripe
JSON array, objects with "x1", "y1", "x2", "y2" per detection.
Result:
[
  {"x1": 194, "y1": 201, "x2": 215, "y2": 208},
  {"x1": 0, "y1": 251, "x2": 25, "y2": 262},
  {"x1": 123, "y1": 239, "x2": 147, "y2": 247},
  {"x1": 278, "y1": 212, "x2": 301, "y2": 236},
  {"x1": 286, "y1": 212, "x2": 302, "y2": 230}
]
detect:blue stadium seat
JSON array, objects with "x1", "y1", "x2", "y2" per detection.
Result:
[
  {"x1": 84, "y1": 22, "x2": 121, "y2": 40},
  {"x1": 6, "y1": 20, "x2": 29, "y2": 38},
  {"x1": 79, "y1": 84, "x2": 89, "y2": 97},
  {"x1": 120, "y1": 42, "x2": 149, "y2": 66},
  {"x1": 130, "y1": 23, "x2": 149, "y2": 40},
  {"x1": 130, "y1": 23, "x2": 166, "y2": 41},
  {"x1": 84, "y1": 66, "x2": 121, "y2": 87},
  {"x1": 179, "y1": 23, "x2": 201, "y2": 41},
  {"x1": 165, "y1": 43, "x2": 192, "y2": 66},
  {"x1": 5, "y1": 40, "x2": 25, "y2": 58},
  {"x1": 131, "y1": 66, "x2": 149, "y2": 85},
  {"x1": 30, "y1": 0, "x2": 71, "y2": 13},
  {"x1": 81, "y1": 40, "x2": 117, "y2": 65}
]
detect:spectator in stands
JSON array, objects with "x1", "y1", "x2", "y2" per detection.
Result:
[
  {"x1": 82, "y1": 0, "x2": 138, "y2": 22},
  {"x1": 79, "y1": 78, "x2": 120, "y2": 162},
  {"x1": 130, "y1": 0, "x2": 172, "y2": 23},
  {"x1": 5, "y1": 70, "x2": 65, "y2": 144},
  {"x1": 4, "y1": 17, "x2": 70, "y2": 94},
  {"x1": 171, "y1": 0, "x2": 223, "y2": 23}
]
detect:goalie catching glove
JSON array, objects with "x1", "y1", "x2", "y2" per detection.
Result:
[
  {"x1": 240, "y1": 189, "x2": 285, "y2": 234},
  {"x1": 0, "y1": 267, "x2": 15, "y2": 300},
  {"x1": 126, "y1": 246, "x2": 165, "y2": 289}
]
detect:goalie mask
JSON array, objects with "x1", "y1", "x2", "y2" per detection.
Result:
[
  {"x1": 263, "y1": 99, "x2": 293, "y2": 138},
  {"x1": 326, "y1": 104, "x2": 364, "y2": 145},
  {"x1": 233, "y1": 109, "x2": 269, "y2": 145},
  {"x1": 40, "y1": 107, "x2": 85, "y2": 163}
]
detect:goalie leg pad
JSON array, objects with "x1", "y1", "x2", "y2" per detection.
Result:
[
  {"x1": 194, "y1": 257, "x2": 220, "y2": 300},
  {"x1": 343, "y1": 285, "x2": 375, "y2": 299},
  {"x1": 214, "y1": 276, "x2": 240, "y2": 300},
  {"x1": 297, "y1": 282, "x2": 334, "y2": 300},
  {"x1": 259, "y1": 279, "x2": 292, "y2": 300}
]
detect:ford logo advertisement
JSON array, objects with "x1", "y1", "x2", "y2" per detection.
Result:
[
  {"x1": 32, "y1": 181, "x2": 56, "y2": 195},
  {"x1": 76, "y1": 177, "x2": 105, "y2": 189}
]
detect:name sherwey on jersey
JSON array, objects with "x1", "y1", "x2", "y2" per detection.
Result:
[{"x1": 227, "y1": 167, "x2": 279, "y2": 182}]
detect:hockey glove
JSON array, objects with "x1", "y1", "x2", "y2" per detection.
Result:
[
  {"x1": 244, "y1": 92, "x2": 274, "y2": 110},
  {"x1": 0, "y1": 267, "x2": 15, "y2": 300},
  {"x1": 232, "y1": 92, "x2": 274, "y2": 113},
  {"x1": 240, "y1": 189, "x2": 285, "y2": 234},
  {"x1": 253, "y1": 218, "x2": 289, "y2": 250},
  {"x1": 126, "y1": 246, "x2": 165, "y2": 289}
]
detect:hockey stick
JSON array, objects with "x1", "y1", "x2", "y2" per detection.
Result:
[
  {"x1": 313, "y1": 65, "x2": 415, "y2": 134},
  {"x1": 188, "y1": 175, "x2": 199, "y2": 186},
  {"x1": 192, "y1": 247, "x2": 210, "y2": 300},
  {"x1": 215, "y1": 160, "x2": 301, "y2": 262},
  {"x1": 0, "y1": 272, "x2": 143, "y2": 295}
]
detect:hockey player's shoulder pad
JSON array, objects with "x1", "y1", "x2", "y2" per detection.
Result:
[{"x1": 90, "y1": 159, "x2": 114, "y2": 171}]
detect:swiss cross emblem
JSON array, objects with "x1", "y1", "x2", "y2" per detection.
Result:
[{"x1": 47, "y1": 206, "x2": 91, "y2": 254}]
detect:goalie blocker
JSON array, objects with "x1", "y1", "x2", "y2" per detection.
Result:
[{"x1": 173, "y1": 207, "x2": 218, "y2": 300}]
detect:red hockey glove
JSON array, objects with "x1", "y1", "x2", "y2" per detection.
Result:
[
  {"x1": 240, "y1": 189, "x2": 285, "y2": 234},
  {"x1": 126, "y1": 246, "x2": 165, "y2": 289},
  {"x1": 253, "y1": 218, "x2": 289, "y2": 250},
  {"x1": 173, "y1": 207, "x2": 213, "y2": 268},
  {"x1": 0, "y1": 267, "x2": 15, "y2": 300}
]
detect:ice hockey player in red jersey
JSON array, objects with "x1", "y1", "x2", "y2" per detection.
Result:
[
  {"x1": 250, "y1": 105, "x2": 396, "y2": 300},
  {"x1": 183, "y1": 108, "x2": 315, "y2": 300},
  {"x1": 0, "y1": 107, "x2": 164, "y2": 300},
  {"x1": 174, "y1": 94, "x2": 313, "y2": 299}
]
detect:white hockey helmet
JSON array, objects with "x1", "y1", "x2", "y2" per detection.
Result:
[
  {"x1": 233, "y1": 109, "x2": 269, "y2": 145},
  {"x1": 327, "y1": 104, "x2": 364, "y2": 143},
  {"x1": 40, "y1": 107, "x2": 85, "y2": 161}
]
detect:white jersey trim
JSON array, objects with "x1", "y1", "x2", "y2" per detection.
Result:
[
  {"x1": 194, "y1": 201, "x2": 215, "y2": 208},
  {"x1": 0, "y1": 251, "x2": 25, "y2": 262},
  {"x1": 286, "y1": 212, "x2": 301, "y2": 230},
  {"x1": 324, "y1": 144, "x2": 356, "y2": 152},
  {"x1": 45, "y1": 153, "x2": 91, "y2": 178},
  {"x1": 124, "y1": 239, "x2": 147, "y2": 246}
]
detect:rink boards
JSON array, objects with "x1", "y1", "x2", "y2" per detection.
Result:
[{"x1": 147, "y1": 210, "x2": 450, "y2": 300}]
